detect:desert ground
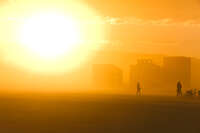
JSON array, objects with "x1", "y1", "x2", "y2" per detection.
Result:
[{"x1": 0, "y1": 93, "x2": 200, "y2": 133}]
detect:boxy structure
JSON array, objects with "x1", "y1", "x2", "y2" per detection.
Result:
[
  {"x1": 130, "y1": 57, "x2": 193, "y2": 91},
  {"x1": 130, "y1": 59, "x2": 162, "y2": 89},
  {"x1": 163, "y1": 56, "x2": 191, "y2": 89},
  {"x1": 191, "y1": 58, "x2": 200, "y2": 89},
  {"x1": 92, "y1": 64, "x2": 123, "y2": 89}
]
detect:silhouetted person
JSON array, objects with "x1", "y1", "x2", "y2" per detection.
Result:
[
  {"x1": 177, "y1": 81, "x2": 182, "y2": 96},
  {"x1": 136, "y1": 82, "x2": 142, "y2": 96}
]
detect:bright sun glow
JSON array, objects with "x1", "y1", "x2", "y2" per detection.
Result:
[
  {"x1": 0, "y1": 1, "x2": 105, "y2": 74},
  {"x1": 20, "y1": 13, "x2": 81, "y2": 59}
]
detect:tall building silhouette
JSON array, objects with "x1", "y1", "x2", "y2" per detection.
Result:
[
  {"x1": 163, "y1": 56, "x2": 191, "y2": 89},
  {"x1": 130, "y1": 59, "x2": 161, "y2": 89}
]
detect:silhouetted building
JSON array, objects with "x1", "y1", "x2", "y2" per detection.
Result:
[
  {"x1": 91, "y1": 51, "x2": 164, "y2": 85},
  {"x1": 92, "y1": 64, "x2": 123, "y2": 89},
  {"x1": 191, "y1": 58, "x2": 200, "y2": 89},
  {"x1": 130, "y1": 57, "x2": 200, "y2": 91},
  {"x1": 130, "y1": 59, "x2": 162, "y2": 89},
  {"x1": 163, "y1": 56, "x2": 191, "y2": 88}
]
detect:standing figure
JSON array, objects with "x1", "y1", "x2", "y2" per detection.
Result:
[
  {"x1": 177, "y1": 81, "x2": 182, "y2": 96},
  {"x1": 136, "y1": 82, "x2": 142, "y2": 96}
]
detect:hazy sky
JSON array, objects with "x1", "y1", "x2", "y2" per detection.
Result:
[
  {"x1": 83, "y1": 0, "x2": 200, "y2": 57},
  {"x1": 85, "y1": 0, "x2": 200, "y2": 19},
  {"x1": 1, "y1": 0, "x2": 200, "y2": 57},
  {"x1": 0, "y1": 0, "x2": 199, "y2": 89}
]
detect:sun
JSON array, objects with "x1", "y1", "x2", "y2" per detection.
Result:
[
  {"x1": 20, "y1": 12, "x2": 81, "y2": 59},
  {"x1": 1, "y1": 1, "x2": 105, "y2": 74}
]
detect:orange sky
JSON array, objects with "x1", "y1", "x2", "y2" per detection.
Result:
[
  {"x1": 85, "y1": 0, "x2": 200, "y2": 20},
  {"x1": 0, "y1": 0, "x2": 199, "y2": 91},
  {"x1": 0, "y1": 0, "x2": 200, "y2": 57},
  {"x1": 83, "y1": 0, "x2": 200, "y2": 57}
]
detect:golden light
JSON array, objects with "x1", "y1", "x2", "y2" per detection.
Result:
[
  {"x1": 20, "y1": 12, "x2": 81, "y2": 59},
  {"x1": 0, "y1": 1, "x2": 105, "y2": 74}
]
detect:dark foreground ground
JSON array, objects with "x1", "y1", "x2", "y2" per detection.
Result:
[{"x1": 0, "y1": 93, "x2": 200, "y2": 133}]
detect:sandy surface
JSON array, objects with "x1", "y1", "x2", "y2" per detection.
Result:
[{"x1": 0, "y1": 93, "x2": 200, "y2": 133}]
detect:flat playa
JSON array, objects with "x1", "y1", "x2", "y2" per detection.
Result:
[{"x1": 0, "y1": 93, "x2": 200, "y2": 133}]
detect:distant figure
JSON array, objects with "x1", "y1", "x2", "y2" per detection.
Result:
[
  {"x1": 136, "y1": 82, "x2": 142, "y2": 96},
  {"x1": 177, "y1": 81, "x2": 182, "y2": 96}
]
